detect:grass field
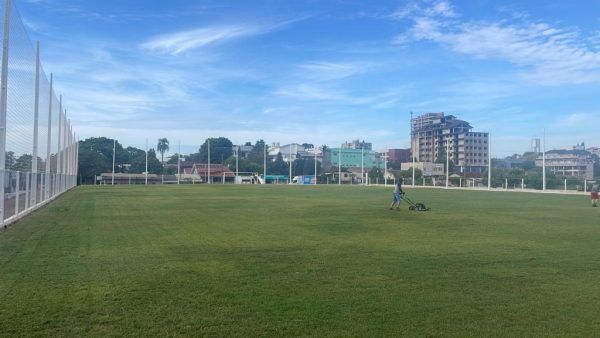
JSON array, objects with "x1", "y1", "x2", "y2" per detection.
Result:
[{"x1": 0, "y1": 185, "x2": 599, "y2": 336}]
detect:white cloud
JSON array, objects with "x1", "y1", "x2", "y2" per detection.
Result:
[
  {"x1": 140, "y1": 17, "x2": 305, "y2": 55},
  {"x1": 391, "y1": 1, "x2": 455, "y2": 19},
  {"x1": 563, "y1": 112, "x2": 598, "y2": 126},
  {"x1": 425, "y1": 1, "x2": 456, "y2": 18},
  {"x1": 140, "y1": 25, "x2": 259, "y2": 55},
  {"x1": 393, "y1": 2, "x2": 600, "y2": 85},
  {"x1": 296, "y1": 61, "x2": 367, "y2": 81}
]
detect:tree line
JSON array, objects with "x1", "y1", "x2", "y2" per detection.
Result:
[{"x1": 76, "y1": 137, "x2": 325, "y2": 184}]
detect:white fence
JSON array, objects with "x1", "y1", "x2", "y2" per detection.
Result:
[{"x1": 0, "y1": 0, "x2": 77, "y2": 226}]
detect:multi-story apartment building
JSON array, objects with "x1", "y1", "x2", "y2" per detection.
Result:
[
  {"x1": 388, "y1": 149, "x2": 411, "y2": 163},
  {"x1": 536, "y1": 150, "x2": 595, "y2": 180},
  {"x1": 411, "y1": 112, "x2": 489, "y2": 173}
]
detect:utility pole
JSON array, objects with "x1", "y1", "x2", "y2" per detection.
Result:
[
  {"x1": 111, "y1": 139, "x2": 116, "y2": 185},
  {"x1": 411, "y1": 111, "x2": 416, "y2": 187},
  {"x1": 207, "y1": 139, "x2": 211, "y2": 184},
  {"x1": 487, "y1": 133, "x2": 492, "y2": 190},
  {"x1": 177, "y1": 141, "x2": 181, "y2": 184},
  {"x1": 145, "y1": 138, "x2": 148, "y2": 185},
  {"x1": 338, "y1": 147, "x2": 342, "y2": 185},
  {"x1": 264, "y1": 142, "x2": 267, "y2": 184},
  {"x1": 445, "y1": 140, "x2": 450, "y2": 188},
  {"x1": 542, "y1": 129, "x2": 546, "y2": 191},
  {"x1": 383, "y1": 149, "x2": 388, "y2": 186},
  {"x1": 361, "y1": 146, "x2": 364, "y2": 186},
  {"x1": 314, "y1": 145, "x2": 318, "y2": 185}
]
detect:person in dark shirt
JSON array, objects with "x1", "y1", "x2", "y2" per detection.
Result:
[{"x1": 591, "y1": 183, "x2": 599, "y2": 207}]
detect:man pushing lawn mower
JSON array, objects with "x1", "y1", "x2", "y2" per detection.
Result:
[
  {"x1": 390, "y1": 179, "x2": 405, "y2": 210},
  {"x1": 389, "y1": 177, "x2": 431, "y2": 211}
]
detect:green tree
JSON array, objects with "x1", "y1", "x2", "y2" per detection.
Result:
[
  {"x1": 125, "y1": 147, "x2": 145, "y2": 162},
  {"x1": 368, "y1": 168, "x2": 384, "y2": 183},
  {"x1": 167, "y1": 153, "x2": 181, "y2": 165},
  {"x1": 129, "y1": 148, "x2": 162, "y2": 174},
  {"x1": 5, "y1": 151, "x2": 15, "y2": 170},
  {"x1": 269, "y1": 153, "x2": 288, "y2": 175},
  {"x1": 199, "y1": 137, "x2": 233, "y2": 163},
  {"x1": 224, "y1": 156, "x2": 261, "y2": 174},
  {"x1": 12, "y1": 154, "x2": 45, "y2": 172},
  {"x1": 399, "y1": 168, "x2": 423, "y2": 182},
  {"x1": 247, "y1": 140, "x2": 267, "y2": 164},
  {"x1": 291, "y1": 158, "x2": 321, "y2": 176},
  {"x1": 78, "y1": 137, "x2": 121, "y2": 184},
  {"x1": 157, "y1": 138, "x2": 169, "y2": 166}
]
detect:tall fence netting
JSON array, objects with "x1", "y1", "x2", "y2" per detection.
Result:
[{"x1": 1, "y1": 1, "x2": 78, "y2": 225}]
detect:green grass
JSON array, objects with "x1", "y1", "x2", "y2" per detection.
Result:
[{"x1": 1, "y1": 185, "x2": 599, "y2": 336}]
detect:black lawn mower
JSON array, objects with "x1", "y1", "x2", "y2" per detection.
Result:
[{"x1": 403, "y1": 194, "x2": 431, "y2": 211}]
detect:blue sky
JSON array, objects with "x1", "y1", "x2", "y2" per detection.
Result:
[{"x1": 17, "y1": 0, "x2": 600, "y2": 156}]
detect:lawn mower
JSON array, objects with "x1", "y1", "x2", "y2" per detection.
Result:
[{"x1": 403, "y1": 194, "x2": 431, "y2": 211}]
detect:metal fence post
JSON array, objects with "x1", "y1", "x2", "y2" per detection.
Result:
[
  {"x1": 15, "y1": 171, "x2": 20, "y2": 215},
  {"x1": 62, "y1": 114, "x2": 67, "y2": 191},
  {"x1": 56, "y1": 96, "x2": 62, "y2": 194},
  {"x1": 0, "y1": 0, "x2": 11, "y2": 225},
  {"x1": 76, "y1": 139, "x2": 79, "y2": 186},
  {"x1": 45, "y1": 74, "x2": 52, "y2": 200},
  {"x1": 40, "y1": 173, "x2": 45, "y2": 201},
  {"x1": 25, "y1": 172, "x2": 30, "y2": 210},
  {"x1": 31, "y1": 40, "x2": 40, "y2": 206},
  {"x1": 63, "y1": 116, "x2": 69, "y2": 191}
]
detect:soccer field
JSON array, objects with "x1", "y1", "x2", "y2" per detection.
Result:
[{"x1": 0, "y1": 185, "x2": 599, "y2": 336}]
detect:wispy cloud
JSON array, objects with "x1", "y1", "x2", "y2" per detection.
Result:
[
  {"x1": 391, "y1": 0, "x2": 456, "y2": 20},
  {"x1": 141, "y1": 25, "x2": 260, "y2": 55},
  {"x1": 140, "y1": 18, "x2": 304, "y2": 55},
  {"x1": 393, "y1": 1, "x2": 600, "y2": 85},
  {"x1": 296, "y1": 61, "x2": 368, "y2": 81}
]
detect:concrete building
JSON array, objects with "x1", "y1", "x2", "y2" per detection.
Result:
[
  {"x1": 342, "y1": 139, "x2": 372, "y2": 151},
  {"x1": 388, "y1": 149, "x2": 411, "y2": 163},
  {"x1": 268, "y1": 143, "x2": 323, "y2": 163},
  {"x1": 234, "y1": 144, "x2": 254, "y2": 158},
  {"x1": 400, "y1": 162, "x2": 445, "y2": 177},
  {"x1": 536, "y1": 149, "x2": 595, "y2": 180},
  {"x1": 268, "y1": 143, "x2": 306, "y2": 163},
  {"x1": 323, "y1": 148, "x2": 382, "y2": 169},
  {"x1": 497, "y1": 154, "x2": 526, "y2": 169},
  {"x1": 588, "y1": 147, "x2": 600, "y2": 157},
  {"x1": 411, "y1": 112, "x2": 489, "y2": 174}
]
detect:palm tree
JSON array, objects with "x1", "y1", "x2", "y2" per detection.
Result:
[{"x1": 157, "y1": 138, "x2": 170, "y2": 169}]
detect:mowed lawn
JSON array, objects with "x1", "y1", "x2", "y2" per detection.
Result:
[{"x1": 1, "y1": 185, "x2": 599, "y2": 336}]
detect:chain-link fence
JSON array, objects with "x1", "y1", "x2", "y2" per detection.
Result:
[{"x1": 0, "y1": 0, "x2": 78, "y2": 226}]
